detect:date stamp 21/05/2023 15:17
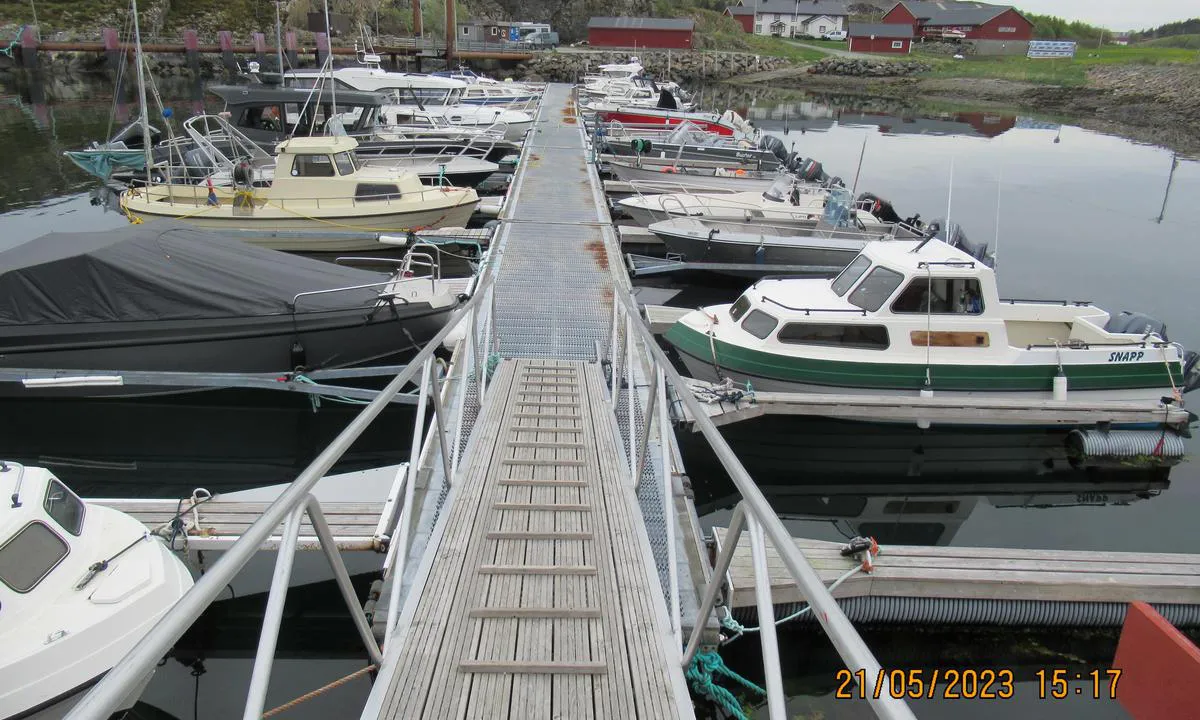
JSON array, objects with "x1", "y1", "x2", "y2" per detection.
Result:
[{"x1": 834, "y1": 668, "x2": 1123, "y2": 701}]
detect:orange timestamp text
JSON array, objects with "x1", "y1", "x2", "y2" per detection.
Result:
[{"x1": 835, "y1": 669, "x2": 1014, "y2": 700}]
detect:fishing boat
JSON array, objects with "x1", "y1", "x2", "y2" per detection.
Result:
[
  {"x1": 119, "y1": 133, "x2": 479, "y2": 249},
  {"x1": 590, "y1": 107, "x2": 754, "y2": 137},
  {"x1": 619, "y1": 174, "x2": 855, "y2": 228},
  {"x1": 0, "y1": 463, "x2": 193, "y2": 718},
  {"x1": 432, "y1": 68, "x2": 542, "y2": 106},
  {"x1": 605, "y1": 156, "x2": 782, "y2": 192},
  {"x1": 598, "y1": 122, "x2": 783, "y2": 170},
  {"x1": 0, "y1": 224, "x2": 465, "y2": 397},
  {"x1": 665, "y1": 237, "x2": 1200, "y2": 421},
  {"x1": 646, "y1": 195, "x2": 932, "y2": 276}
]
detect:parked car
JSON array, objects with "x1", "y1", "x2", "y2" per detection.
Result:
[
  {"x1": 522, "y1": 31, "x2": 560, "y2": 48},
  {"x1": 822, "y1": 30, "x2": 848, "y2": 41}
]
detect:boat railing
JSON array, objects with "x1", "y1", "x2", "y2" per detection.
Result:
[
  {"x1": 1001, "y1": 298, "x2": 1093, "y2": 306},
  {"x1": 760, "y1": 295, "x2": 868, "y2": 315},
  {"x1": 3, "y1": 460, "x2": 28, "y2": 508},
  {"x1": 288, "y1": 280, "x2": 412, "y2": 310},
  {"x1": 605, "y1": 276, "x2": 914, "y2": 720},
  {"x1": 1024, "y1": 339, "x2": 1173, "y2": 350},
  {"x1": 66, "y1": 248, "x2": 501, "y2": 720}
]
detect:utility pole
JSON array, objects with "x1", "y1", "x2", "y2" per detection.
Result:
[{"x1": 444, "y1": 0, "x2": 455, "y2": 61}]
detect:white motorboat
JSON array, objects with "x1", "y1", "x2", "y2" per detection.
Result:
[
  {"x1": 287, "y1": 67, "x2": 534, "y2": 142},
  {"x1": 0, "y1": 463, "x2": 193, "y2": 719},
  {"x1": 665, "y1": 237, "x2": 1200, "y2": 423},
  {"x1": 618, "y1": 174, "x2": 863, "y2": 228}
]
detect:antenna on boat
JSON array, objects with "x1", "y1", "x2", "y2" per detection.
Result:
[
  {"x1": 849, "y1": 133, "x2": 868, "y2": 197},
  {"x1": 275, "y1": 1, "x2": 285, "y2": 74},
  {"x1": 129, "y1": 0, "x2": 151, "y2": 189},
  {"x1": 944, "y1": 154, "x2": 954, "y2": 245},
  {"x1": 1157, "y1": 151, "x2": 1179, "y2": 224},
  {"x1": 993, "y1": 152, "x2": 1003, "y2": 270},
  {"x1": 323, "y1": 0, "x2": 337, "y2": 120}
]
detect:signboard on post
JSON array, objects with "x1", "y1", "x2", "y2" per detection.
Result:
[
  {"x1": 1028, "y1": 40, "x2": 1076, "y2": 58},
  {"x1": 508, "y1": 26, "x2": 520, "y2": 41}
]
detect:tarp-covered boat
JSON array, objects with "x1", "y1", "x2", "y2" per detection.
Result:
[{"x1": 0, "y1": 223, "x2": 461, "y2": 397}]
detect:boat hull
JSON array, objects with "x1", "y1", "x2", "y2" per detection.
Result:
[
  {"x1": 666, "y1": 323, "x2": 1180, "y2": 426},
  {"x1": 651, "y1": 225, "x2": 860, "y2": 275},
  {"x1": 594, "y1": 109, "x2": 735, "y2": 136},
  {"x1": 602, "y1": 141, "x2": 779, "y2": 170},
  {"x1": 124, "y1": 201, "x2": 478, "y2": 252},
  {"x1": 607, "y1": 161, "x2": 776, "y2": 193},
  {"x1": 0, "y1": 304, "x2": 457, "y2": 398}
]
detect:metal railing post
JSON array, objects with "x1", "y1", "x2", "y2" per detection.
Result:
[
  {"x1": 683, "y1": 503, "x2": 745, "y2": 666},
  {"x1": 307, "y1": 498, "x2": 383, "y2": 666},
  {"x1": 607, "y1": 296, "x2": 620, "y2": 400},
  {"x1": 658, "y1": 363, "x2": 680, "y2": 645},
  {"x1": 632, "y1": 364, "x2": 659, "y2": 490},
  {"x1": 241, "y1": 503, "x2": 306, "y2": 720},
  {"x1": 747, "y1": 514, "x2": 786, "y2": 720},
  {"x1": 450, "y1": 307, "x2": 475, "y2": 481},
  {"x1": 428, "y1": 362, "x2": 453, "y2": 485},
  {"x1": 386, "y1": 358, "x2": 432, "y2": 647},
  {"x1": 625, "y1": 312, "x2": 636, "y2": 480}
]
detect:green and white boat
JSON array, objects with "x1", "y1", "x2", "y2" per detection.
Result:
[{"x1": 665, "y1": 237, "x2": 1198, "y2": 422}]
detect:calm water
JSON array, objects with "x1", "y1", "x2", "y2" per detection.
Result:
[{"x1": 2, "y1": 73, "x2": 1198, "y2": 719}]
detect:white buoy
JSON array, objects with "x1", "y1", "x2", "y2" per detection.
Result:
[
  {"x1": 917, "y1": 386, "x2": 933, "y2": 430},
  {"x1": 1053, "y1": 372, "x2": 1069, "y2": 401}
]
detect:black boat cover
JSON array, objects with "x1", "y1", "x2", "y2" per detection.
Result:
[{"x1": 0, "y1": 223, "x2": 391, "y2": 325}]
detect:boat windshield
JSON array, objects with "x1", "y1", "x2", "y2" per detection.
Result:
[
  {"x1": 0, "y1": 521, "x2": 69, "y2": 593},
  {"x1": 44, "y1": 479, "x2": 85, "y2": 536},
  {"x1": 665, "y1": 122, "x2": 712, "y2": 146},
  {"x1": 848, "y1": 266, "x2": 906, "y2": 312},
  {"x1": 333, "y1": 151, "x2": 360, "y2": 175},
  {"x1": 831, "y1": 254, "x2": 871, "y2": 296},
  {"x1": 822, "y1": 187, "x2": 853, "y2": 227},
  {"x1": 763, "y1": 175, "x2": 793, "y2": 203}
]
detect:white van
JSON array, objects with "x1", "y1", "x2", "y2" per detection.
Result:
[{"x1": 822, "y1": 30, "x2": 848, "y2": 41}]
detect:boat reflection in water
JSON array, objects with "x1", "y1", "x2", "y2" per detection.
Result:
[
  {"x1": 0, "y1": 392, "x2": 416, "y2": 497},
  {"x1": 683, "y1": 416, "x2": 1171, "y2": 547}
]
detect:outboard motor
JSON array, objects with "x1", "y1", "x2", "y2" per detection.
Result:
[
  {"x1": 857, "y1": 192, "x2": 902, "y2": 224},
  {"x1": 656, "y1": 88, "x2": 678, "y2": 110},
  {"x1": 1104, "y1": 311, "x2": 1168, "y2": 339},
  {"x1": 795, "y1": 158, "x2": 823, "y2": 182},
  {"x1": 945, "y1": 224, "x2": 991, "y2": 265},
  {"x1": 1184, "y1": 350, "x2": 1200, "y2": 394},
  {"x1": 757, "y1": 135, "x2": 788, "y2": 164}
]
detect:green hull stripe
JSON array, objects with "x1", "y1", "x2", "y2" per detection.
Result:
[{"x1": 665, "y1": 324, "x2": 1183, "y2": 392}]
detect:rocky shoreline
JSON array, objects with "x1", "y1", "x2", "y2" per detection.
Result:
[
  {"x1": 741, "y1": 64, "x2": 1200, "y2": 156},
  {"x1": 509, "y1": 50, "x2": 790, "y2": 84}
]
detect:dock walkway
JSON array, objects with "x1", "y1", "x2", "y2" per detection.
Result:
[{"x1": 363, "y1": 84, "x2": 693, "y2": 719}]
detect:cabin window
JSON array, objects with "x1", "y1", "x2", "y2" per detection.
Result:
[
  {"x1": 239, "y1": 105, "x2": 285, "y2": 132},
  {"x1": 462, "y1": 26, "x2": 471, "y2": 35},
  {"x1": 729, "y1": 295, "x2": 752, "y2": 321},
  {"x1": 892, "y1": 40, "x2": 904, "y2": 48},
  {"x1": 291, "y1": 154, "x2": 335, "y2": 177},
  {"x1": 778, "y1": 323, "x2": 890, "y2": 350},
  {"x1": 0, "y1": 522, "x2": 69, "y2": 593},
  {"x1": 333, "y1": 151, "x2": 359, "y2": 175},
  {"x1": 44, "y1": 479, "x2": 85, "y2": 536},
  {"x1": 831, "y1": 255, "x2": 872, "y2": 297},
  {"x1": 891, "y1": 278, "x2": 984, "y2": 314},
  {"x1": 741, "y1": 309, "x2": 778, "y2": 339},
  {"x1": 848, "y1": 266, "x2": 904, "y2": 312},
  {"x1": 356, "y1": 183, "x2": 402, "y2": 201}
]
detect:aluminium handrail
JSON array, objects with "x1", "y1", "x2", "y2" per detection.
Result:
[
  {"x1": 610, "y1": 285, "x2": 916, "y2": 720},
  {"x1": 760, "y1": 295, "x2": 869, "y2": 316},
  {"x1": 66, "y1": 266, "x2": 496, "y2": 720}
]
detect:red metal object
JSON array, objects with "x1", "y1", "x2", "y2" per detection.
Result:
[
  {"x1": 723, "y1": 8, "x2": 755, "y2": 33},
  {"x1": 882, "y1": 2, "x2": 1032, "y2": 40},
  {"x1": 595, "y1": 108, "x2": 735, "y2": 136},
  {"x1": 1113, "y1": 601, "x2": 1200, "y2": 720}
]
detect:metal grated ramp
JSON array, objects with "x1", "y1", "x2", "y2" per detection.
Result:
[{"x1": 492, "y1": 84, "x2": 614, "y2": 360}]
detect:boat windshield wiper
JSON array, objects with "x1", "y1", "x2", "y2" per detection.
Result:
[{"x1": 75, "y1": 533, "x2": 149, "y2": 591}]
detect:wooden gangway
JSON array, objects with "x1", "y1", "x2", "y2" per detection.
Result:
[{"x1": 369, "y1": 360, "x2": 690, "y2": 718}]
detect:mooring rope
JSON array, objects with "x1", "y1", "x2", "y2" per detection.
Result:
[
  {"x1": 685, "y1": 649, "x2": 764, "y2": 720},
  {"x1": 261, "y1": 664, "x2": 378, "y2": 718}
]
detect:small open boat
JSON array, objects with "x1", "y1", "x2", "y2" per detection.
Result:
[
  {"x1": 0, "y1": 463, "x2": 192, "y2": 718},
  {"x1": 665, "y1": 237, "x2": 1200, "y2": 421}
]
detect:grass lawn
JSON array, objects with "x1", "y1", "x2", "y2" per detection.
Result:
[
  {"x1": 699, "y1": 30, "x2": 828, "y2": 62},
  {"x1": 915, "y1": 43, "x2": 1198, "y2": 86}
]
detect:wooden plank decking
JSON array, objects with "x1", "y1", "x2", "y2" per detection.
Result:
[
  {"x1": 374, "y1": 359, "x2": 689, "y2": 719},
  {"x1": 714, "y1": 528, "x2": 1200, "y2": 607}
]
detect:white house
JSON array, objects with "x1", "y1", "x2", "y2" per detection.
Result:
[{"x1": 724, "y1": 0, "x2": 849, "y2": 38}]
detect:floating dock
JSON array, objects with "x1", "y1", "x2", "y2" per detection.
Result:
[{"x1": 713, "y1": 528, "x2": 1200, "y2": 626}]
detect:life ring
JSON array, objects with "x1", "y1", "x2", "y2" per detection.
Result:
[
  {"x1": 734, "y1": 168, "x2": 746, "y2": 176},
  {"x1": 660, "y1": 166, "x2": 677, "y2": 173}
]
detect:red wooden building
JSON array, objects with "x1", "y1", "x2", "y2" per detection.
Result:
[
  {"x1": 882, "y1": 1, "x2": 1033, "y2": 41},
  {"x1": 587, "y1": 17, "x2": 695, "y2": 49},
  {"x1": 847, "y1": 22, "x2": 913, "y2": 53},
  {"x1": 723, "y1": 6, "x2": 756, "y2": 33}
]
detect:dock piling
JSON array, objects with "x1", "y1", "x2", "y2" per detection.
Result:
[
  {"x1": 285, "y1": 31, "x2": 299, "y2": 69},
  {"x1": 252, "y1": 32, "x2": 266, "y2": 69},
  {"x1": 183, "y1": 29, "x2": 200, "y2": 75},
  {"x1": 218, "y1": 30, "x2": 237, "y2": 72},
  {"x1": 315, "y1": 32, "x2": 329, "y2": 68},
  {"x1": 19, "y1": 25, "x2": 37, "y2": 69}
]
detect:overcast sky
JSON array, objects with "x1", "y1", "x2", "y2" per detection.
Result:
[{"x1": 1013, "y1": 0, "x2": 1198, "y2": 31}]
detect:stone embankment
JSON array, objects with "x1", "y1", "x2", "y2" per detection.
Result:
[
  {"x1": 512, "y1": 50, "x2": 789, "y2": 84},
  {"x1": 808, "y1": 57, "x2": 931, "y2": 77}
]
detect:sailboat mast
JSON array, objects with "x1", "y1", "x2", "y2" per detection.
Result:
[
  {"x1": 323, "y1": 0, "x2": 336, "y2": 119},
  {"x1": 130, "y1": 0, "x2": 152, "y2": 185},
  {"x1": 275, "y1": 1, "x2": 285, "y2": 74}
]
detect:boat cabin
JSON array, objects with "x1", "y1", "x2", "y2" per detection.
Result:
[
  {"x1": 209, "y1": 85, "x2": 384, "y2": 144},
  {"x1": 723, "y1": 238, "x2": 1146, "y2": 355},
  {"x1": 269, "y1": 135, "x2": 420, "y2": 201},
  {"x1": 0, "y1": 463, "x2": 87, "y2": 617},
  {"x1": 286, "y1": 68, "x2": 467, "y2": 106}
]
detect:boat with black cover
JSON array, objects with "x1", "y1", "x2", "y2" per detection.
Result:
[{"x1": 0, "y1": 224, "x2": 463, "y2": 398}]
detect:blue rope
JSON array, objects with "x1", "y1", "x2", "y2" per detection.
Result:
[
  {"x1": 685, "y1": 649, "x2": 764, "y2": 720},
  {"x1": 1, "y1": 25, "x2": 27, "y2": 58}
]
